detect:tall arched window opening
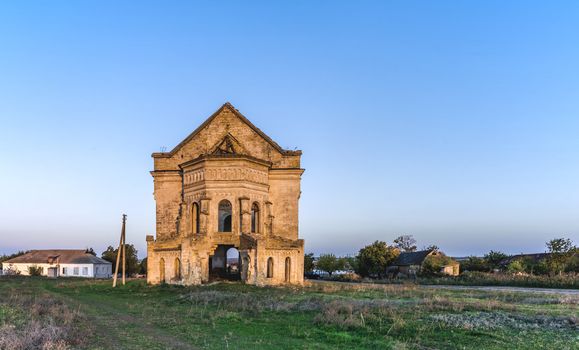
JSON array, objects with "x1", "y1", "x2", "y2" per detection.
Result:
[
  {"x1": 191, "y1": 202, "x2": 200, "y2": 234},
  {"x1": 285, "y1": 257, "x2": 291, "y2": 282},
  {"x1": 218, "y1": 200, "x2": 232, "y2": 232},
  {"x1": 251, "y1": 203, "x2": 260, "y2": 233},
  {"x1": 174, "y1": 258, "x2": 181, "y2": 280},
  {"x1": 159, "y1": 258, "x2": 166, "y2": 283},
  {"x1": 267, "y1": 257, "x2": 274, "y2": 278}
]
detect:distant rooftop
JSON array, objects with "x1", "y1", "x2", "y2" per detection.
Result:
[
  {"x1": 392, "y1": 250, "x2": 435, "y2": 266},
  {"x1": 3, "y1": 250, "x2": 111, "y2": 265}
]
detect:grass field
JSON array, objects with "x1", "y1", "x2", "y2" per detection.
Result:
[{"x1": 0, "y1": 277, "x2": 577, "y2": 349}]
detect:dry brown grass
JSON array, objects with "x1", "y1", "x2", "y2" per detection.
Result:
[{"x1": 0, "y1": 289, "x2": 90, "y2": 350}]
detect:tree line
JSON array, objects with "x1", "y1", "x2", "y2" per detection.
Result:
[
  {"x1": 305, "y1": 235, "x2": 451, "y2": 278},
  {"x1": 460, "y1": 238, "x2": 578, "y2": 276},
  {"x1": 306, "y1": 236, "x2": 578, "y2": 278}
]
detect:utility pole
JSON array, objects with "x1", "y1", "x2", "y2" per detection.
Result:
[
  {"x1": 113, "y1": 214, "x2": 127, "y2": 288},
  {"x1": 122, "y1": 214, "x2": 126, "y2": 286}
]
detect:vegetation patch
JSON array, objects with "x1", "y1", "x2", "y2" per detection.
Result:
[
  {"x1": 0, "y1": 277, "x2": 577, "y2": 349},
  {"x1": 430, "y1": 312, "x2": 578, "y2": 331},
  {"x1": 0, "y1": 286, "x2": 91, "y2": 350}
]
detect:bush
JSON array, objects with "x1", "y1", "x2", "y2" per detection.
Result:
[
  {"x1": 329, "y1": 273, "x2": 362, "y2": 283},
  {"x1": 565, "y1": 253, "x2": 579, "y2": 273},
  {"x1": 1, "y1": 266, "x2": 21, "y2": 276},
  {"x1": 422, "y1": 271, "x2": 578, "y2": 289},
  {"x1": 421, "y1": 254, "x2": 457, "y2": 276},
  {"x1": 0, "y1": 292, "x2": 89, "y2": 349},
  {"x1": 28, "y1": 266, "x2": 43, "y2": 276},
  {"x1": 506, "y1": 260, "x2": 525, "y2": 274},
  {"x1": 461, "y1": 256, "x2": 489, "y2": 272}
]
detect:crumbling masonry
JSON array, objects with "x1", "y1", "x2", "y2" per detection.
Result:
[{"x1": 146, "y1": 103, "x2": 305, "y2": 286}]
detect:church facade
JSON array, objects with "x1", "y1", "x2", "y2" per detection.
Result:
[{"x1": 146, "y1": 103, "x2": 305, "y2": 286}]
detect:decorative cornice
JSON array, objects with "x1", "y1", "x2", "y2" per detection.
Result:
[{"x1": 179, "y1": 153, "x2": 272, "y2": 169}]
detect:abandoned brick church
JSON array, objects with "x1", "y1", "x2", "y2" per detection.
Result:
[{"x1": 146, "y1": 103, "x2": 305, "y2": 286}]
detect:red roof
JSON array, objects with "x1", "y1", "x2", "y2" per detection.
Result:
[{"x1": 3, "y1": 250, "x2": 111, "y2": 265}]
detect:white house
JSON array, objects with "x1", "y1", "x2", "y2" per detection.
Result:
[{"x1": 1, "y1": 250, "x2": 112, "y2": 278}]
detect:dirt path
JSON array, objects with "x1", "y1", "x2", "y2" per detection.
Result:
[{"x1": 45, "y1": 289, "x2": 198, "y2": 350}]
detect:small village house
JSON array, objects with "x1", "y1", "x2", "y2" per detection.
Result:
[
  {"x1": 390, "y1": 249, "x2": 460, "y2": 277},
  {"x1": 1, "y1": 250, "x2": 112, "y2": 278}
]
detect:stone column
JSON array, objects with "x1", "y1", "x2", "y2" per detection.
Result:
[
  {"x1": 239, "y1": 197, "x2": 251, "y2": 233},
  {"x1": 264, "y1": 201, "x2": 274, "y2": 235},
  {"x1": 199, "y1": 198, "x2": 211, "y2": 234}
]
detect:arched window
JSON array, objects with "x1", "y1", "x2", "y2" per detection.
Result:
[
  {"x1": 174, "y1": 258, "x2": 181, "y2": 280},
  {"x1": 266, "y1": 257, "x2": 274, "y2": 278},
  {"x1": 191, "y1": 202, "x2": 200, "y2": 234},
  {"x1": 159, "y1": 258, "x2": 166, "y2": 283},
  {"x1": 285, "y1": 257, "x2": 291, "y2": 282},
  {"x1": 218, "y1": 200, "x2": 232, "y2": 232},
  {"x1": 251, "y1": 202, "x2": 260, "y2": 233}
]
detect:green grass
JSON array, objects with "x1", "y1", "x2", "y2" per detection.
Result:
[
  {"x1": 417, "y1": 271, "x2": 579, "y2": 289},
  {"x1": 0, "y1": 277, "x2": 577, "y2": 349}
]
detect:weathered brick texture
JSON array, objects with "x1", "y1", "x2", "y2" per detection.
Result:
[{"x1": 147, "y1": 103, "x2": 305, "y2": 286}]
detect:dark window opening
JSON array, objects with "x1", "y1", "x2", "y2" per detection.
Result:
[{"x1": 218, "y1": 200, "x2": 232, "y2": 232}]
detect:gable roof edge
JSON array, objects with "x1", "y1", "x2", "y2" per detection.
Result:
[{"x1": 152, "y1": 102, "x2": 302, "y2": 158}]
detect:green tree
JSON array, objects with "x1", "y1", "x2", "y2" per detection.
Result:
[
  {"x1": 545, "y1": 238, "x2": 575, "y2": 276},
  {"x1": 424, "y1": 244, "x2": 439, "y2": 252},
  {"x1": 484, "y1": 250, "x2": 509, "y2": 270},
  {"x1": 355, "y1": 241, "x2": 400, "y2": 278},
  {"x1": 393, "y1": 235, "x2": 417, "y2": 252},
  {"x1": 0, "y1": 251, "x2": 27, "y2": 263},
  {"x1": 102, "y1": 244, "x2": 140, "y2": 276},
  {"x1": 139, "y1": 257, "x2": 148, "y2": 275},
  {"x1": 506, "y1": 259, "x2": 525, "y2": 274},
  {"x1": 461, "y1": 256, "x2": 489, "y2": 272},
  {"x1": 565, "y1": 247, "x2": 579, "y2": 273},
  {"x1": 304, "y1": 253, "x2": 315, "y2": 274},
  {"x1": 85, "y1": 248, "x2": 96, "y2": 256},
  {"x1": 316, "y1": 254, "x2": 344, "y2": 276},
  {"x1": 342, "y1": 256, "x2": 358, "y2": 272},
  {"x1": 533, "y1": 259, "x2": 550, "y2": 275}
]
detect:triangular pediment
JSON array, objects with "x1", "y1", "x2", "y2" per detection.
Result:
[
  {"x1": 210, "y1": 133, "x2": 248, "y2": 155},
  {"x1": 152, "y1": 103, "x2": 302, "y2": 159}
]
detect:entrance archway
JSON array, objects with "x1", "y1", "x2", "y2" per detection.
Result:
[
  {"x1": 226, "y1": 247, "x2": 240, "y2": 280},
  {"x1": 209, "y1": 245, "x2": 240, "y2": 281}
]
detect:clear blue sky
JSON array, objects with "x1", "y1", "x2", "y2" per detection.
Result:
[{"x1": 1, "y1": 1, "x2": 578, "y2": 258}]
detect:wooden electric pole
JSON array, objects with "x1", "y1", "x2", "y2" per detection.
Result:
[{"x1": 113, "y1": 214, "x2": 127, "y2": 287}]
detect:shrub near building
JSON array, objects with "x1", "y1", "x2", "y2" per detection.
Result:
[
  {"x1": 354, "y1": 241, "x2": 399, "y2": 278},
  {"x1": 27, "y1": 265, "x2": 43, "y2": 276},
  {"x1": 421, "y1": 253, "x2": 459, "y2": 276}
]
